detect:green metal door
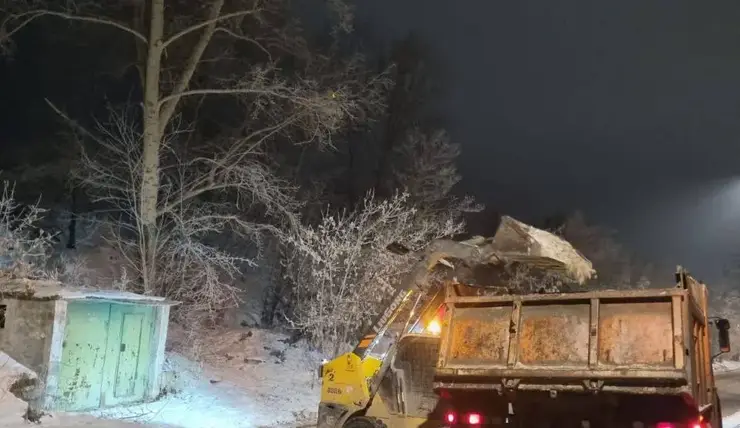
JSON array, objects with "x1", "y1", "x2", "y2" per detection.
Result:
[
  {"x1": 101, "y1": 304, "x2": 155, "y2": 407},
  {"x1": 57, "y1": 301, "x2": 112, "y2": 411}
]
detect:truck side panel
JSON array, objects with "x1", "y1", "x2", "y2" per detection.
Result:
[
  {"x1": 598, "y1": 301, "x2": 674, "y2": 367},
  {"x1": 445, "y1": 306, "x2": 511, "y2": 366},
  {"x1": 519, "y1": 303, "x2": 590, "y2": 366},
  {"x1": 437, "y1": 289, "x2": 690, "y2": 389}
]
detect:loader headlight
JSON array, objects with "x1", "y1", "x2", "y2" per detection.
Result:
[{"x1": 426, "y1": 319, "x2": 442, "y2": 335}]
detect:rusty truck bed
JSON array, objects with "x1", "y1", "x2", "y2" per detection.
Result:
[{"x1": 435, "y1": 283, "x2": 714, "y2": 403}]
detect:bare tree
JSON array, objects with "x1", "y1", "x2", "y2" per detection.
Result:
[
  {"x1": 281, "y1": 191, "x2": 465, "y2": 356},
  {"x1": 1, "y1": 0, "x2": 390, "y2": 296},
  {"x1": 374, "y1": 34, "x2": 436, "y2": 197},
  {"x1": 559, "y1": 211, "x2": 653, "y2": 289},
  {"x1": 71, "y1": 107, "x2": 300, "y2": 321},
  {"x1": 391, "y1": 127, "x2": 482, "y2": 232},
  {"x1": 0, "y1": 182, "x2": 57, "y2": 280},
  {"x1": 392, "y1": 128, "x2": 460, "y2": 205}
]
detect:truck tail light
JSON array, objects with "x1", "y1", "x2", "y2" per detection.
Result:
[
  {"x1": 655, "y1": 422, "x2": 704, "y2": 428},
  {"x1": 467, "y1": 412, "x2": 482, "y2": 424},
  {"x1": 444, "y1": 410, "x2": 456, "y2": 424}
]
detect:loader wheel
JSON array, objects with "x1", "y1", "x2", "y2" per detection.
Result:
[{"x1": 342, "y1": 416, "x2": 387, "y2": 428}]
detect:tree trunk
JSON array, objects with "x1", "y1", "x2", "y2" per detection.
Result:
[
  {"x1": 140, "y1": 0, "x2": 165, "y2": 293},
  {"x1": 66, "y1": 186, "x2": 77, "y2": 249}
]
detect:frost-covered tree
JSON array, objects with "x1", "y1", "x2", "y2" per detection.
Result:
[
  {"x1": 0, "y1": 182, "x2": 56, "y2": 279},
  {"x1": 281, "y1": 191, "x2": 466, "y2": 356}
]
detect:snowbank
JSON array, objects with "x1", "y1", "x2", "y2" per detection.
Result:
[
  {"x1": 0, "y1": 352, "x2": 148, "y2": 428},
  {"x1": 92, "y1": 327, "x2": 321, "y2": 428},
  {"x1": 0, "y1": 327, "x2": 320, "y2": 428},
  {"x1": 714, "y1": 359, "x2": 740, "y2": 374},
  {"x1": 725, "y1": 409, "x2": 740, "y2": 428}
]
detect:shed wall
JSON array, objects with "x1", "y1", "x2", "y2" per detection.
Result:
[{"x1": 0, "y1": 298, "x2": 56, "y2": 375}]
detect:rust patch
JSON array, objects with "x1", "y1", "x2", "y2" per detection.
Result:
[
  {"x1": 598, "y1": 302, "x2": 673, "y2": 366},
  {"x1": 447, "y1": 306, "x2": 510, "y2": 365},
  {"x1": 518, "y1": 304, "x2": 590, "y2": 366}
]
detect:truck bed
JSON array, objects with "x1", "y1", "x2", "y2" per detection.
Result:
[{"x1": 435, "y1": 285, "x2": 712, "y2": 400}]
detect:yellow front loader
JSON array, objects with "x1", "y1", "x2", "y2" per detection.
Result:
[{"x1": 317, "y1": 286, "x2": 446, "y2": 428}]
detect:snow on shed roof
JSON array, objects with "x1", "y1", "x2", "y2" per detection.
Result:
[{"x1": 0, "y1": 278, "x2": 177, "y2": 305}]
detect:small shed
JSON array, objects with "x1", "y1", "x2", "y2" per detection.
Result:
[{"x1": 0, "y1": 279, "x2": 177, "y2": 411}]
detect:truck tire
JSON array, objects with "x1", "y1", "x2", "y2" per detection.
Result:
[{"x1": 342, "y1": 416, "x2": 387, "y2": 428}]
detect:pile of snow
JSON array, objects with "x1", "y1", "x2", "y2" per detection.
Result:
[
  {"x1": 713, "y1": 359, "x2": 740, "y2": 374},
  {"x1": 92, "y1": 327, "x2": 322, "y2": 428},
  {"x1": 0, "y1": 327, "x2": 320, "y2": 428},
  {"x1": 0, "y1": 352, "x2": 147, "y2": 428},
  {"x1": 503, "y1": 216, "x2": 596, "y2": 284},
  {"x1": 725, "y1": 409, "x2": 740, "y2": 428}
]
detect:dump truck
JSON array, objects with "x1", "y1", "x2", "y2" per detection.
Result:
[
  {"x1": 316, "y1": 216, "x2": 731, "y2": 428},
  {"x1": 435, "y1": 266, "x2": 731, "y2": 428}
]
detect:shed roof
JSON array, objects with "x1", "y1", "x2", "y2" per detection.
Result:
[{"x1": 0, "y1": 278, "x2": 178, "y2": 305}]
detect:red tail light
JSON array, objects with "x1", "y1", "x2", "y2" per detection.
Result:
[
  {"x1": 467, "y1": 412, "x2": 482, "y2": 425},
  {"x1": 655, "y1": 422, "x2": 704, "y2": 428},
  {"x1": 444, "y1": 410, "x2": 456, "y2": 424}
]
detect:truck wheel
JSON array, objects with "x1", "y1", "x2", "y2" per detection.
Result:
[{"x1": 342, "y1": 416, "x2": 387, "y2": 428}]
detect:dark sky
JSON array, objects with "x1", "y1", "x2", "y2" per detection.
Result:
[
  {"x1": 356, "y1": 0, "x2": 740, "y2": 282},
  {"x1": 1, "y1": 2, "x2": 740, "y2": 282}
]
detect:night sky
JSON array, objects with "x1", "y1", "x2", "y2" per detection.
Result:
[
  {"x1": 2, "y1": 1, "x2": 740, "y2": 282},
  {"x1": 357, "y1": 0, "x2": 740, "y2": 282}
]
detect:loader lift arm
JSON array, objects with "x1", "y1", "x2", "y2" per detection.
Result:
[{"x1": 355, "y1": 215, "x2": 596, "y2": 359}]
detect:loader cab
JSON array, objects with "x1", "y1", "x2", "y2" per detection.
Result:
[
  {"x1": 317, "y1": 288, "x2": 448, "y2": 428},
  {"x1": 370, "y1": 300, "x2": 447, "y2": 426}
]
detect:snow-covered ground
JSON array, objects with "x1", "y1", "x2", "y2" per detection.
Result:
[
  {"x1": 714, "y1": 359, "x2": 740, "y2": 374},
  {"x1": 93, "y1": 327, "x2": 321, "y2": 428},
  {"x1": 725, "y1": 410, "x2": 740, "y2": 428},
  {"x1": 0, "y1": 352, "x2": 150, "y2": 427},
  {"x1": 4, "y1": 342, "x2": 740, "y2": 428},
  {"x1": 0, "y1": 327, "x2": 321, "y2": 428}
]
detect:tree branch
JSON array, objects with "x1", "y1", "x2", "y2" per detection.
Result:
[
  {"x1": 213, "y1": 27, "x2": 272, "y2": 61},
  {"x1": 44, "y1": 98, "x2": 106, "y2": 148},
  {"x1": 158, "y1": 0, "x2": 225, "y2": 135},
  {"x1": 161, "y1": 7, "x2": 260, "y2": 49},
  {"x1": 1, "y1": 10, "x2": 147, "y2": 44},
  {"x1": 158, "y1": 86, "x2": 302, "y2": 107}
]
